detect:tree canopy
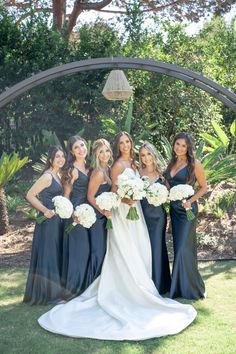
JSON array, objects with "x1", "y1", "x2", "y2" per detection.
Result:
[{"x1": 4, "y1": 0, "x2": 236, "y2": 37}]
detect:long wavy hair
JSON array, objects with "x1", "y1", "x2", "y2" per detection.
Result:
[
  {"x1": 61, "y1": 136, "x2": 87, "y2": 185},
  {"x1": 165, "y1": 132, "x2": 195, "y2": 183},
  {"x1": 139, "y1": 142, "x2": 162, "y2": 177},
  {"x1": 42, "y1": 146, "x2": 65, "y2": 175},
  {"x1": 92, "y1": 138, "x2": 113, "y2": 184},
  {"x1": 113, "y1": 131, "x2": 137, "y2": 170}
]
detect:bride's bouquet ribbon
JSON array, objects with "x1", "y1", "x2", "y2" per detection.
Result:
[
  {"x1": 169, "y1": 184, "x2": 195, "y2": 221},
  {"x1": 36, "y1": 196, "x2": 73, "y2": 224}
]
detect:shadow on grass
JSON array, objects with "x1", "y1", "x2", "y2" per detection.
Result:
[{"x1": 198, "y1": 260, "x2": 236, "y2": 281}]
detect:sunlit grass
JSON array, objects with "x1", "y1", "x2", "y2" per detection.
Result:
[{"x1": 0, "y1": 261, "x2": 235, "y2": 354}]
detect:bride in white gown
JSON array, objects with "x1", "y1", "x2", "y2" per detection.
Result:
[{"x1": 38, "y1": 132, "x2": 197, "y2": 340}]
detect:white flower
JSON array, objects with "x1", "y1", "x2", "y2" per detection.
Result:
[
  {"x1": 52, "y1": 196, "x2": 73, "y2": 219},
  {"x1": 116, "y1": 175, "x2": 146, "y2": 201},
  {"x1": 146, "y1": 182, "x2": 169, "y2": 207},
  {"x1": 169, "y1": 184, "x2": 194, "y2": 202},
  {"x1": 96, "y1": 192, "x2": 120, "y2": 211},
  {"x1": 74, "y1": 203, "x2": 96, "y2": 228}
]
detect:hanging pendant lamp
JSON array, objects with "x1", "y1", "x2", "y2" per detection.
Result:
[{"x1": 102, "y1": 70, "x2": 133, "y2": 100}]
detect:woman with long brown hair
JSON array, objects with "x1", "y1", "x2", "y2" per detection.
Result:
[
  {"x1": 24, "y1": 146, "x2": 65, "y2": 304},
  {"x1": 165, "y1": 132, "x2": 208, "y2": 299},
  {"x1": 61, "y1": 136, "x2": 91, "y2": 300}
]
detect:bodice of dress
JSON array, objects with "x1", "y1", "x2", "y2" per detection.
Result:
[
  {"x1": 166, "y1": 166, "x2": 195, "y2": 188},
  {"x1": 70, "y1": 169, "x2": 89, "y2": 207},
  {"x1": 39, "y1": 176, "x2": 63, "y2": 210}
]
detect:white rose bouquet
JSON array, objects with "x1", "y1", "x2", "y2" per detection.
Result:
[
  {"x1": 116, "y1": 174, "x2": 146, "y2": 220},
  {"x1": 169, "y1": 184, "x2": 195, "y2": 220},
  {"x1": 145, "y1": 182, "x2": 169, "y2": 207},
  {"x1": 36, "y1": 196, "x2": 73, "y2": 224},
  {"x1": 95, "y1": 192, "x2": 120, "y2": 229},
  {"x1": 65, "y1": 203, "x2": 96, "y2": 234}
]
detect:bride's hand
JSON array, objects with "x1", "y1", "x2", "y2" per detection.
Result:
[
  {"x1": 121, "y1": 198, "x2": 135, "y2": 206},
  {"x1": 103, "y1": 210, "x2": 112, "y2": 218}
]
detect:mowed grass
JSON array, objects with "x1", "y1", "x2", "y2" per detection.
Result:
[{"x1": 0, "y1": 261, "x2": 235, "y2": 354}]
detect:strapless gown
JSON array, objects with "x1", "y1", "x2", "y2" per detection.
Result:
[{"x1": 38, "y1": 168, "x2": 197, "y2": 340}]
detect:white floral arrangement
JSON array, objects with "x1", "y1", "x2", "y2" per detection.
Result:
[
  {"x1": 145, "y1": 182, "x2": 169, "y2": 207},
  {"x1": 169, "y1": 184, "x2": 195, "y2": 220},
  {"x1": 36, "y1": 195, "x2": 73, "y2": 224},
  {"x1": 95, "y1": 192, "x2": 120, "y2": 229},
  {"x1": 65, "y1": 203, "x2": 96, "y2": 234},
  {"x1": 116, "y1": 174, "x2": 146, "y2": 220}
]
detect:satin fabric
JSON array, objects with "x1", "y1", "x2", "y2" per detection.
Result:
[
  {"x1": 141, "y1": 178, "x2": 171, "y2": 294},
  {"x1": 62, "y1": 169, "x2": 91, "y2": 300},
  {"x1": 38, "y1": 168, "x2": 196, "y2": 340},
  {"x1": 24, "y1": 176, "x2": 63, "y2": 305},
  {"x1": 89, "y1": 182, "x2": 111, "y2": 283},
  {"x1": 166, "y1": 167, "x2": 205, "y2": 299}
]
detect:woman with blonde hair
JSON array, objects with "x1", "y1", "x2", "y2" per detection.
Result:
[
  {"x1": 87, "y1": 138, "x2": 112, "y2": 282},
  {"x1": 139, "y1": 141, "x2": 171, "y2": 294}
]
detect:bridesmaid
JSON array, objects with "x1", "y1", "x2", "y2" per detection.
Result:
[
  {"x1": 87, "y1": 139, "x2": 112, "y2": 282},
  {"x1": 61, "y1": 136, "x2": 90, "y2": 300},
  {"x1": 165, "y1": 132, "x2": 208, "y2": 300},
  {"x1": 139, "y1": 142, "x2": 171, "y2": 295},
  {"x1": 23, "y1": 146, "x2": 65, "y2": 305}
]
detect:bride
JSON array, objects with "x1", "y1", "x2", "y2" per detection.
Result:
[{"x1": 38, "y1": 131, "x2": 197, "y2": 341}]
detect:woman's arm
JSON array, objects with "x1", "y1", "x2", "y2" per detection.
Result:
[
  {"x1": 183, "y1": 160, "x2": 208, "y2": 209},
  {"x1": 26, "y1": 174, "x2": 55, "y2": 218},
  {"x1": 87, "y1": 169, "x2": 111, "y2": 217}
]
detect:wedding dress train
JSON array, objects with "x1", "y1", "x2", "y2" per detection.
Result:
[{"x1": 38, "y1": 168, "x2": 197, "y2": 340}]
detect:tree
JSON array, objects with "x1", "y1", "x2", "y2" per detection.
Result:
[{"x1": 4, "y1": 0, "x2": 236, "y2": 38}]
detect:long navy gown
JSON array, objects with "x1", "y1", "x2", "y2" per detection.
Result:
[
  {"x1": 62, "y1": 169, "x2": 90, "y2": 300},
  {"x1": 23, "y1": 175, "x2": 63, "y2": 305},
  {"x1": 166, "y1": 166, "x2": 205, "y2": 300},
  {"x1": 141, "y1": 178, "x2": 171, "y2": 294},
  {"x1": 89, "y1": 182, "x2": 111, "y2": 283}
]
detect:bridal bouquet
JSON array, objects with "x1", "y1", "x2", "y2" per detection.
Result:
[
  {"x1": 95, "y1": 192, "x2": 120, "y2": 229},
  {"x1": 36, "y1": 196, "x2": 73, "y2": 224},
  {"x1": 145, "y1": 182, "x2": 169, "y2": 207},
  {"x1": 65, "y1": 203, "x2": 96, "y2": 234},
  {"x1": 116, "y1": 174, "x2": 146, "y2": 220},
  {"x1": 169, "y1": 184, "x2": 195, "y2": 220}
]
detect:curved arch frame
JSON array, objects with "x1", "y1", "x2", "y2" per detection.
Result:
[{"x1": 0, "y1": 57, "x2": 236, "y2": 112}]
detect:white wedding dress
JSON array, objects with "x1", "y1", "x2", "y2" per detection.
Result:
[{"x1": 38, "y1": 168, "x2": 197, "y2": 340}]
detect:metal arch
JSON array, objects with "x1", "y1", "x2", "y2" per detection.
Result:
[{"x1": 0, "y1": 57, "x2": 236, "y2": 112}]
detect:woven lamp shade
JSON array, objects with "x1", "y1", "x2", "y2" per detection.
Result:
[{"x1": 102, "y1": 70, "x2": 133, "y2": 100}]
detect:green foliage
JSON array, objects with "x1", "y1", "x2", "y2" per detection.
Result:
[
  {"x1": 0, "y1": 152, "x2": 28, "y2": 188},
  {"x1": 23, "y1": 208, "x2": 37, "y2": 220},
  {"x1": 6, "y1": 194, "x2": 27, "y2": 211}
]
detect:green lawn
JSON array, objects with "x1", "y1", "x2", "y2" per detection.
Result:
[{"x1": 0, "y1": 261, "x2": 235, "y2": 354}]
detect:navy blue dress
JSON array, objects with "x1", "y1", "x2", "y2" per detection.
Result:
[
  {"x1": 62, "y1": 169, "x2": 90, "y2": 300},
  {"x1": 23, "y1": 176, "x2": 63, "y2": 305},
  {"x1": 89, "y1": 182, "x2": 111, "y2": 283},
  {"x1": 141, "y1": 178, "x2": 171, "y2": 294},
  {"x1": 166, "y1": 166, "x2": 205, "y2": 299}
]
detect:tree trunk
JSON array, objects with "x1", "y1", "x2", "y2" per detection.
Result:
[{"x1": 0, "y1": 187, "x2": 9, "y2": 235}]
